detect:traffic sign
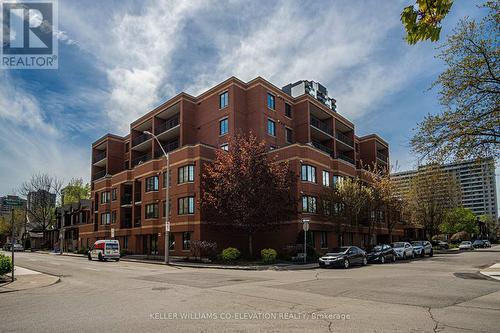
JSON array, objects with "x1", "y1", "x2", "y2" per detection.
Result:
[
  {"x1": 166, "y1": 222, "x2": 171, "y2": 232},
  {"x1": 302, "y1": 219, "x2": 310, "y2": 232},
  {"x1": 111, "y1": 228, "x2": 115, "y2": 238}
]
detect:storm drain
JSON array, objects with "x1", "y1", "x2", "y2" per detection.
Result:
[{"x1": 453, "y1": 272, "x2": 488, "y2": 280}]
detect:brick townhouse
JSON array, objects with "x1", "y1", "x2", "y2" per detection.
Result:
[{"x1": 81, "y1": 76, "x2": 406, "y2": 256}]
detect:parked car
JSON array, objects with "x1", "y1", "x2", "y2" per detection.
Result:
[
  {"x1": 13, "y1": 243, "x2": 24, "y2": 252},
  {"x1": 87, "y1": 240, "x2": 120, "y2": 261},
  {"x1": 411, "y1": 241, "x2": 433, "y2": 257},
  {"x1": 432, "y1": 240, "x2": 449, "y2": 249},
  {"x1": 472, "y1": 239, "x2": 487, "y2": 248},
  {"x1": 366, "y1": 244, "x2": 396, "y2": 264},
  {"x1": 392, "y1": 242, "x2": 414, "y2": 260},
  {"x1": 458, "y1": 241, "x2": 474, "y2": 250},
  {"x1": 318, "y1": 246, "x2": 367, "y2": 269},
  {"x1": 483, "y1": 240, "x2": 491, "y2": 248}
]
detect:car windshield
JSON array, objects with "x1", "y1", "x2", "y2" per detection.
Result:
[
  {"x1": 393, "y1": 242, "x2": 405, "y2": 248},
  {"x1": 460, "y1": 241, "x2": 471, "y2": 245},
  {"x1": 326, "y1": 247, "x2": 349, "y2": 255},
  {"x1": 412, "y1": 241, "x2": 423, "y2": 246},
  {"x1": 372, "y1": 245, "x2": 383, "y2": 251},
  {"x1": 472, "y1": 240, "x2": 482, "y2": 243}
]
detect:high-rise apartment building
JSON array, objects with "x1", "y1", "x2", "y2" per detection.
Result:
[
  {"x1": 85, "y1": 76, "x2": 402, "y2": 256},
  {"x1": 0, "y1": 195, "x2": 26, "y2": 216},
  {"x1": 392, "y1": 158, "x2": 498, "y2": 220}
]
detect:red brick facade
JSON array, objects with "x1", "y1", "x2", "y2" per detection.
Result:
[{"x1": 82, "y1": 76, "x2": 405, "y2": 257}]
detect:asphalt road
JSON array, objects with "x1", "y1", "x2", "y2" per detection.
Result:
[{"x1": 1, "y1": 247, "x2": 499, "y2": 333}]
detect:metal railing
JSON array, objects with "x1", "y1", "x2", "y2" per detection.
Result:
[
  {"x1": 336, "y1": 153, "x2": 355, "y2": 165},
  {"x1": 132, "y1": 132, "x2": 152, "y2": 147},
  {"x1": 131, "y1": 152, "x2": 152, "y2": 167},
  {"x1": 134, "y1": 192, "x2": 141, "y2": 203},
  {"x1": 335, "y1": 131, "x2": 354, "y2": 147},
  {"x1": 93, "y1": 170, "x2": 106, "y2": 180},
  {"x1": 93, "y1": 150, "x2": 106, "y2": 163},
  {"x1": 155, "y1": 115, "x2": 179, "y2": 135},
  {"x1": 377, "y1": 151, "x2": 388, "y2": 163},
  {"x1": 312, "y1": 141, "x2": 333, "y2": 155},
  {"x1": 121, "y1": 193, "x2": 132, "y2": 205},
  {"x1": 154, "y1": 140, "x2": 179, "y2": 158},
  {"x1": 310, "y1": 116, "x2": 333, "y2": 135}
]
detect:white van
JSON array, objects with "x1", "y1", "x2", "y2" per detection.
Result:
[{"x1": 87, "y1": 240, "x2": 120, "y2": 261}]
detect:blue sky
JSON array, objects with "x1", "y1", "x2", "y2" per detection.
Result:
[{"x1": 0, "y1": 0, "x2": 497, "y2": 206}]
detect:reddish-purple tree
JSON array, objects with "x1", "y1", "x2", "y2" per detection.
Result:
[{"x1": 200, "y1": 133, "x2": 297, "y2": 257}]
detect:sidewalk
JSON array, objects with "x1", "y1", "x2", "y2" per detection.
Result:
[
  {"x1": 480, "y1": 263, "x2": 500, "y2": 281},
  {"x1": 0, "y1": 266, "x2": 60, "y2": 293}
]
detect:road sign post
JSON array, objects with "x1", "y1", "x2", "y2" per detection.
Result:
[
  {"x1": 302, "y1": 219, "x2": 310, "y2": 264},
  {"x1": 11, "y1": 209, "x2": 14, "y2": 282}
]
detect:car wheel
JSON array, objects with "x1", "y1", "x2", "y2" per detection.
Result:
[
  {"x1": 98, "y1": 253, "x2": 103, "y2": 261},
  {"x1": 344, "y1": 259, "x2": 350, "y2": 269},
  {"x1": 392, "y1": 254, "x2": 396, "y2": 263},
  {"x1": 421, "y1": 251, "x2": 425, "y2": 258},
  {"x1": 362, "y1": 257, "x2": 367, "y2": 266},
  {"x1": 429, "y1": 249, "x2": 433, "y2": 257},
  {"x1": 380, "y1": 255, "x2": 385, "y2": 264},
  {"x1": 114, "y1": 258, "x2": 120, "y2": 262},
  {"x1": 87, "y1": 253, "x2": 92, "y2": 261},
  {"x1": 411, "y1": 253, "x2": 415, "y2": 259},
  {"x1": 403, "y1": 253, "x2": 406, "y2": 260}
]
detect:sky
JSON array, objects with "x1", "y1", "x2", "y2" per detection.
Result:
[{"x1": 0, "y1": 0, "x2": 497, "y2": 208}]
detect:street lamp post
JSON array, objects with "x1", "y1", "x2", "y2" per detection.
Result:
[{"x1": 144, "y1": 131, "x2": 170, "y2": 264}]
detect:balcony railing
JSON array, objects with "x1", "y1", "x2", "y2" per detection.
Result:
[
  {"x1": 93, "y1": 170, "x2": 106, "y2": 180},
  {"x1": 134, "y1": 192, "x2": 141, "y2": 203},
  {"x1": 335, "y1": 132, "x2": 354, "y2": 147},
  {"x1": 121, "y1": 218, "x2": 132, "y2": 229},
  {"x1": 155, "y1": 115, "x2": 179, "y2": 135},
  {"x1": 154, "y1": 140, "x2": 179, "y2": 158},
  {"x1": 311, "y1": 141, "x2": 333, "y2": 155},
  {"x1": 134, "y1": 218, "x2": 141, "y2": 227},
  {"x1": 336, "y1": 153, "x2": 355, "y2": 165},
  {"x1": 132, "y1": 132, "x2": 152, "y2": 147},
  {"x1": 377, "y1": 151, "x2": 388, "y2": 163},
  {"x1": 310, "y1": 116, "x2": 333, "y2": 136},
  {"x1": 93, "y1": 150, "x2": 106, "y2": 163},
  {"x1": 131, "y1": 152, "x2": 152, "y2": 167},
  {"x1": 121, "y1": 193, "x2": 132, "y2": 205}
]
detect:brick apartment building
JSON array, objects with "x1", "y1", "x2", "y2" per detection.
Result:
[{"x1": 82, "y1": 77, "x2": 406, "y2": 257}]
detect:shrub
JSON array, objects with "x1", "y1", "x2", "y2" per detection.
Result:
[
  {"x1": 0, "y1": 253, "x2": 12, "y2": 276},
  {"x1": 222, "y1": 247, "x2": 240, "y2": 262},
  {"x1": 190, "y1": 240, "x2": 218, "y2": 259},
  {"x1": 261, "y1": 248, "x2": 277, "y2": 263},
  {"x1": 76, "y1": 248, "x2": 87, "y2": 255}
]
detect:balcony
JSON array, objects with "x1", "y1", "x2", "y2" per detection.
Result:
[
  {"x1": 121, "y1": 217, "x2": 132, "y2": 229},
  {"x1": 93, "y1": 170, "x2": 106, "y2": 181},
  {"x1": 336, "y1": 153, "x2": 355, "y2": 165},
  {"x1": 131, "y1": 152, "x2": 152, "y2": 167},
  {"x1": 311, "y1": 141, "x2": 333, "y2": 155},
  {"x1": 93, "y1": 150, "x2": 107, "y2": 166},
  {"x1": 310, "y1": 116, "x2": 333, "y2": 136},
  {"x1": 132, "y1": 132, "x2": 151, "y2": 147},
  {"x1": 134, "y1": 192, "x2": 141, "y2": 203},
  {"x1": 134, "y1": 218, "x2": 141, "y2": 227},
  {"x1": 155, "y1": 115, "x2": 179, "y2": 136},
  {"x1": 154, "y1": 140, "x2": 179, "y2": 158},
  {"x1": 335, "y1": 132, "x2": 354, "y2": 147},
  {"x1": 377, "y1": 151, "x2": 388, "y2": 164},
  {"x1": 121, "y1": 193, "x2": 132, "y2": 206}
]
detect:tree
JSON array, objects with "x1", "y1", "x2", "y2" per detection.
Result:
[
  {"x1": 62, "y1": 178, "x2": 90, "y2": 205},
  {"x1": 401, "y1": 0, "x2": 454, "y2": 45},
  {"x1": 19, "y1": 174, "x2": 62, "y2": 245},
  {"x1": 0, "y1": 208, "x2": 25, "y2": 240},
  {"x1": 411, "y1": 2, "x2": 500, "y2": 161},
  {"x1": 405, "y1": 166, "x2": 460, "y2": 239},
  {"x1": 479, "y1": 214, "x2": 499, "y2": 239},
  {"x1": 440, "y1": 207, "x2": 478, "y2": 234},
  {"x1": 200, "y1": 133, "x2": 297, "y2": 257}
]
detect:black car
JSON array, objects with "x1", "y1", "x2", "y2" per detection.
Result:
[
  {"x1": 367, "y1": 244, "x2": 396, "y2": 264},
  {"x1": 318, "y1": 246, "x2": 367, "y2": 269},
  {"x1": 472, "y1": 239, "x2": 487, "y2": 248}
]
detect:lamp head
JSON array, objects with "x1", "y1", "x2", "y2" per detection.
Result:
[{"x1": 143, "y1": 130, "x2": 153, "y2": 136}]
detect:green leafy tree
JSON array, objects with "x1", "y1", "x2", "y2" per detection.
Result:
[
  {"x1": 440, "y1": 207, "x2": 479, "y2": 234},
  {"x1": 200, "y1": 133, "x2": 297, "y2": 257},
  {"x1": 411, "y1": 2, "x2": 500, "y2": 161},
  {"x1": 62, "y1": 178, "x2": 90, "y2": 205},
  {"x1": 0, "y1": 208, "x2": 25, "y2": 240},
  {"x1": 401, "y1": 0, "x2": 454, "y2": 44},
  {"x1": 479, "y1": 214, "x2": 500, "y2": 239}
]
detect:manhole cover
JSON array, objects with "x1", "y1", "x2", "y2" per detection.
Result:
[
  {"x1": 152, "y1": 287, "x2": 168, "y2": 291},
  {"x1": 453, "y1": 272, "x2": 487, "y2": 280}
]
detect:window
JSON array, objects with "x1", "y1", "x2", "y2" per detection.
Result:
[
  {"x1": 182, "y1": 232, "x2": 191, "y2": 250},
  {"x1": 320, "y1": 231, "x2": 328, "y2": 249},
  {"x1": 322, "y1": 199, "x2": 331, "y2": 216},
  {"x1": 145, "y1": 176, "x2": 159, "y2": 192},
  {"x1": 111, "y1": 188, "x2": 117, "y2": 201},
  {"x1": 267, "y1": 93, "x2": 275, "y2": 110},
  {"x1": 111, "y1": 211, "x2": 117, "y2": 224},
  {"x1": 145, "y1": 203, "x2": 159, "y2": 219},
  {"x1": 100, "y1": 191, "x2": 110, "y2": 204},
  {"x1": 163, "y1": 199, "x2": 171, "y2": 217},
  {"x1": 163, "y1": 170, "x2": 171, "y2": 188},
  {"x1": 322, "y1": 170, "x2": 330, "y2": 187},
  {"x1": 101, "y1": 212, "x2": 110, "y2": 225},
  {"x1": 220, "y1": 143, "x2": 229, "y2": 151},
  {"x1": 178, "y1": 196, "x2": 195, "y2": 215},
  {"x1": 285, "y1": 128, "x2": 293, "y2": 143},
  {"x1": 219, "y1": 91, "x2": 228, "y2": 109},
  {"x1": 301, "y1": 164, "x2": 316, "y2": 183},
  {"x1": 219, "y1": 118, "x2": 228, "y2": 136},
  {"x1": 285, "y1": 103, "x2": 292, "y2": 118},
  {"x1": 333, "y1": 175, "x2": 344, "y2": 188},
  {"x1": 123, "y1": 236, "x2": 128, "y2": 249},
  {"x1": 267, "y1": 119, "x2": 276, "y2": 136},
  {"x1": 302, "y1": 196, "x2": 317, "y2": 213},
  {"x1": 178, "y1": 165, "x2": 195, "y2": 184}
]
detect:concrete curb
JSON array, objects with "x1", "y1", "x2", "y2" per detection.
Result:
[
  {"x1": 479, "y1": 263, "x2": 500, "y2": 281},
  {"x1": 0, "y1": 267, "x2": 60, "y2": 293}
]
